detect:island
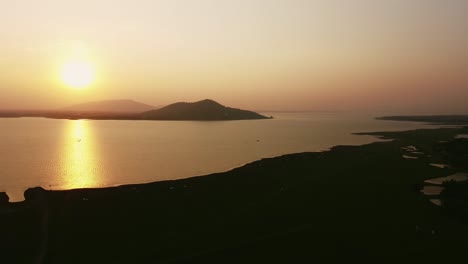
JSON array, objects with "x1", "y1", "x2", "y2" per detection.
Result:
[
  {"x1": 1, "y1": 116, "x2": 468, "y2": 262},
  {"x1": 141, "y1": 99, "x2": 270, "y2": 120}
]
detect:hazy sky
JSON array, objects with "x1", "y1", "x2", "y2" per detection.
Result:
[{"x1": 1, "y1": 0, "x2": 467, "y2": 113}]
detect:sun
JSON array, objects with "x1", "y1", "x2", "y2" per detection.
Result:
[{"x1": 61, "y1": 60, "x2": 95, "y2": 89}]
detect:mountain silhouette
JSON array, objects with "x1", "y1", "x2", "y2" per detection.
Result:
[
  {"x1": 141, "y1": 99, "x2": 269, "y2": 120},
  {"x1": 62, "y1": 100, "x2": 156, "y2": 113}
]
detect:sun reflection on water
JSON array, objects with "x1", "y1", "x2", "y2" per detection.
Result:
[{"x1": 60, "y1": 120, "x2": 100, "y2": 189}]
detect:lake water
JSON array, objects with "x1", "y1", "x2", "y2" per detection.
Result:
[{"x1": 0, "y1": 113, "x2": 437, "y2": 201}]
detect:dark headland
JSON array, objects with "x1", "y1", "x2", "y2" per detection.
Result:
[
  {"x1": 0, "y1": 99, "x2": 270, "y2": 121},
  {"x1": 1, "y1": 116, "x2": 468, "y2": 263}
]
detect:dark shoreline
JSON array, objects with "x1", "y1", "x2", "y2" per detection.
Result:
[
  {"x1": 1, "y1": 123, "x2": 468, "y2": 262},
  {"x1": 0, "y1": 110, "x2": 142, "y2": 120},
  {"x1": 377, "y1": 115, "x2": 468, "y2": 125}
]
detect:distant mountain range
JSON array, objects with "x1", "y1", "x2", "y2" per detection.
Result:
[
  {"x1": 0, "y1": 99, "x2": 269, "y2": 121},
  {"x1": 141, "y1": 99, "x2": 269, "y2": 120},
  {"x1": 62, "y1": 99, "x2": 156, "y2": 113}
]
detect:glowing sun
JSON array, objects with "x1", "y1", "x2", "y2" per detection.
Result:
[{"x1": 61, "y1": 60, "x2": 95, "y2": 89}]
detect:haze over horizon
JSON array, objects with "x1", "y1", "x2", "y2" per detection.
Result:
[{"x1": 1, "y1": 0, "x2": 467, "y2": 114}]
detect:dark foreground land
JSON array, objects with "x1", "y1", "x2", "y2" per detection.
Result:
[{"x1": 1, "y1": 124, "x2": 468, "y2": 263}]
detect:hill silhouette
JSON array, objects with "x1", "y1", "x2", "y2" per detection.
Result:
[
  {"x1": 63, "y1": 99, "x2": 156, "y2": 113},
  {"x1": 141, "y1": 99, "x2": 269, "y2": 120}
]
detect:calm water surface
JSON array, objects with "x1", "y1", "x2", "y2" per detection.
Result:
[{"x1": 0, "y1": 113, "x2": 437, "y2": 201}]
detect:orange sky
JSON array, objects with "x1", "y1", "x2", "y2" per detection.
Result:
[{"x1": 1, "y1": 0, "x2": 467, "y2": 113}]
